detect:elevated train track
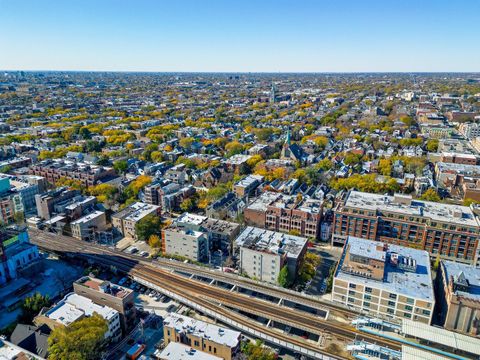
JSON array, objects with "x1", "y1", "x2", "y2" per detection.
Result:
[{"x1": 30, "y1": 229, "x2": 403, "y2": 358}]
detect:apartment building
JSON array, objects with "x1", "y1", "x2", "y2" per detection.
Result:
[
  {"x1": 332, "y1": 191, "x2": 480, "y2": 263},
  {"x1": 459, "y1": 122, "x2": 480, "y2": 140},
  {"x1": 0, "y1": 227, "x2": 40, "y2": 285},
  {"x1": 70, "y1": 210, "x2": 107, "y2": 241},
  {"x1": 332, "y1": 236, "x2": 434, "y2": 324},
  {"x1": 158, "y1": 342, "x2": 222, "y2": 360},
  {"x1": 173, "y1": 212, "x2": 240, "y2": 253},
  {"x1": 440, "y1": 152, "x2": 477, "y2": 165},
  {"x1": 235, "y1": 226, "x2": 308, "y2": 284},
  {"x1": 73, "y1": 276, "x2": 136, "y2": 333},
  {"x1": 244, "y1": 191, "x2": 322, "y2": 239},
  {"x1": 29, "y1": 159, "x2": 116, "y2": 188},
  {"x1": 35, "y1": 293, "x2": 122, "y2": 343},
  {"x1": 162, "y1": 226, "x2": 208, "y2": 262},
  {"x1": 112, "y1": 202, "x2": 160, "y2": 241},
  {"x1": 35, "y1": 187, "x2": 80, "y2": 220},
  {"x1": 435, "y1": 162, "x2": 480, "y2": 189},
  {"x1": 438, "y1": 260, "x2": 480, "y2": 336},
  {"x1": 223, "y1": 154, "x2": 252, "y2": 174},
  {"x1": 233, "y1": 174, "x2": 263, "y2": 198},
  {"x1": 163, "y1": 314, "x2": 240, "y2": 360}
]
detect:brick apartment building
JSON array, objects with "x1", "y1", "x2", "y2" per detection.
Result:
[
  {"x1": 29, "y1": 159, "x2": 116, "y2": 188},
  {"x1": 244, "y1": 191, "x2": 322, "y2": 239},
  {"x1": 332, "y1": 191, "x2": 480, "y2": 264}
]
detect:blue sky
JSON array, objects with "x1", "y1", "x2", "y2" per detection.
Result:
[{"x1": 1, "y1": 0, "x2": 479, "y2": 72}]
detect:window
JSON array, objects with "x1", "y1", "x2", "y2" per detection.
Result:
[
  {"x1": 364, "y1": 294, "x2": 371, "y2": 301},
  {"x1": 364, "y1": 302, "x2": 370, "y2": 308},
  {"x1": 422, "y1": 310, "x2": 430, "y2": 316},
  {"x1": 406, "y1": 298, "x2": 414, "y2": 305},
  {"x1": 365, "y1": 287, "x2": 372, "y2": 293},
  {"x1": 405, "y1": 305, "x2": 413, "y2": 311},
  {"x1": 387, "y1": 308, "x2": 394, "y2": 314},
  {"x1": 349, "y1": 283, "x2": 356, "y2": 289},
  {"x1": 388, "y1": 301, "x2": 395, "y2": 307},
  {"x1": 389, "y1": 293, "x2": 397, "y2": 300}
]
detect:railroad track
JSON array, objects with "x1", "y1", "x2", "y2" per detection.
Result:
[
  {"x1": 31, "y1": 230, "x2": 402, "y2": 354},
  {"x1": 29, "y1": 228, "x2": 352, "y2": 317}
]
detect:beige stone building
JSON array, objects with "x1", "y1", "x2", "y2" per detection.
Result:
[
  {"x1": 163, "y1": 314, "x2": 240, "y2": 360},
  {"x1": 112, "y1": 202, "x2": 160, "y2": 241},
  {"x1": 332, "y1": 236, "x2": 435, "y2": 324}
]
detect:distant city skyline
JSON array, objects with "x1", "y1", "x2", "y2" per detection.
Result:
[{"x1": 1, "y1": 0, "x2": 479, "y2": 72}]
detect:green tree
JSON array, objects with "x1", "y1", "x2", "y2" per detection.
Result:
[
  {"x1": 278, "y1": 266, "x2": 292, "y2": 288},
  {"x1": 463, "y1": 198, "x2": 478, "y2": 207},
  {"x1": 48, "y1": 313, "x2": 108, "y2": 360},
  {"x1": 316, "y1": 158, "x2": 333, "y2": 171},
  {"x1": 179, "y1": 137, "x2": 194, "y2": 149},
  {"x1": 241, "y1": 339, "x2": 276, "y2": 360},
  {"x1": 180, "y1": 198, "x2": 196, "y2": 212},
  {"x1": 135, "y1": 214, "x2": 162, "y2": 242},
  {"x1": 426, "y1": 139, "x2": 439, "y2": 152},
  {"x1": 19, "y1": 293, "x2": 51, "y2": 324},
  {"x1": 113, "y1": 160, "x2": 128, "y2": 175},
  {"x1": 419, "y1": 188, "x2": 441, "y2": 202}
]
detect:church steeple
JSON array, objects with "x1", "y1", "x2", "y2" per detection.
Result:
[
  {"x1": 270, "y1": 82, "x2": 276, "y2": 103},
  {"x1": 285, "y1": 128, "x2": 291, "y2": 145}
]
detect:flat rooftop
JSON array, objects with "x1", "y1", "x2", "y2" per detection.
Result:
[
  {"x1": 235, "y1": 174, "x2": 263, "y2": 188},
  {"x1": 158, "y1": 342, "x2": 222, "y2": 360},
  {"x1": 70, "y1": 210, "x2": 105, "y2": 225},
  {"x1": 436, "y1": 161, "x2": 480, "y2": 176},
  {"x1": 224, "y1": 154, "x2": 252, "y2": 165},
  {"x1": 113, "y1": 202, "x2": 160, "y2": 222},
  {"x1": 45, "y1": 293, "x2": 118, "y2": 326},
  {"x1": 235, "y1": 226, "x2": 307, "y2": 260},
  {"x1": 336, "y1": 236, "x2": 434, "y2": 302},
  {"x1": 75, "y1": 276, "x2": 132, "y2": 299},
  {"x1": 344, "y1": 190, "x2": 479, "y2": 227},
  {"x1": 163, "y1": 314, "x2": 240, "y2": 348},
  {"x1": 247, "y1": 191, "x2": 321, "y2": 214}
]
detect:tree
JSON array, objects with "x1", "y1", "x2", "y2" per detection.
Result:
[
  {"x1": 79, "y1": 127, "x2": 91, "y2": 140},
  {"x1": 419, "y1": 188, "x2": 441, "y2": 202},
  {"x1": 48, "y1": 313, "x2": 108, "y2": 360},
  {"x1": 246, "y1": 154, "x2": 263, "y2": 169},
  {"x1": 135, "y1": 214, "x2": 162, "y2": 242},
  {"x1": 179, "y1": 137, "x2": 194, "y2": 149},
  {"x1": 113, "y1": 160, "x2": 128, "y2": 175},
  {"x1": 150, "y1": 151, "x2": 163, "y2": 163},
  {"x1": 343, "y1": 153, "x2": 362, "y2": 166},
  {"x1": 18, "y1": 293, "x2": 50, "y2": 324},
  {"x1": 464, "y1": 198, "x2": 478, "y2": 207},
  {"x1": 400, "y1": 115, "x2": 414, "y2": 127},
  {"x1": 278, "y1": 266, "x2": 292, "y2": 288},
  {"x1": 241, "y1": 339, "x2": 276, "y2": 360},
  {"x1": 433, "y1": 253, "x2": 441, "y2": 271},
  {"x1": 426, "y1": 139, "x2": 439, "y2": 152},
  {"x1": 180, "y1": 198, "x2": 196, "y2": 212},
  {"x1": 298, "y1": 253, "x2": 321, "y2": 284},
  {"x1": 378, "y1": 159, "x2": 392, "y2": 176},
  {"x1": 316, "y1": 158, "x2": 333, "y2": 171},
  {"x1": 225, "y1": 141, "x2": 244, "y2": 156},
  {"x1": 148, "y1": 234, "x2": 161, "y2": 248}
]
